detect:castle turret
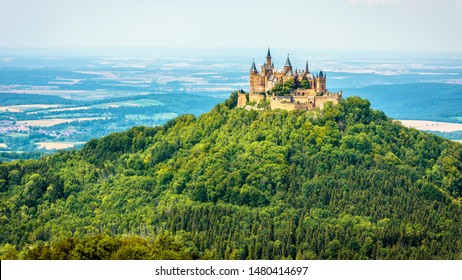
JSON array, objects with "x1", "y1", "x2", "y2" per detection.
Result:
[
  {"x1": 250, "y1": 59, "x2": 264, "y2": 94},
  {"x1": 284, "y1": 54, "x2": 293, "y2": 74},
  {"x1": 266, "y1": 47, "x2": 272, "y2": 66},
  {"x1": 250, "y1": 59, "x2": 258, "y2": 75},
  {"x1": 305, "y1": 61, "x2": 310, "y2": 73},
  {"x1": 315, "y1": 70, "x2": 327, "y2": 93}
]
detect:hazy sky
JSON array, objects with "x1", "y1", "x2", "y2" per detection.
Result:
[{"x1": 0, "y1": 0, "x2": 461, "y2": 52}]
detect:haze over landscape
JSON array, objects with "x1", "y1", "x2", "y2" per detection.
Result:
[{"x1": 1, "y1": 0, "x2": 462, "y2": 52}]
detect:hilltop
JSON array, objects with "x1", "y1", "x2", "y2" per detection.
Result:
[{"x1": 0, "y1": 92, "x2": 461, "y2": 259}]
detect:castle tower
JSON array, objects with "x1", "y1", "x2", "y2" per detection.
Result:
[
  {"x1": 250, "y1": 59, "x2": 258, "y2": 75},
  {"x1": 305, "y1": 61, "x2": 310, "y2": 73},
  {"x1": 315, "y1": 71, "x2": 327, "y2": 93},
  {"x1": 266, "y1": 47, "x2": 272, "y2": 66},
  {"x1": 284, "y1": 54, "x2": 293, "y2": 74},
  {"x1": 237, "y1": 89, "x2": 247, "y2": 107},
  {"x1": 250, "y1": 59, "x2": 265, "y2": 94}
]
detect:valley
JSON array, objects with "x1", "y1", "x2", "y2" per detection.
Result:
[{"x1": 1, "y1": 51, "x2": 461, "y2": 161}]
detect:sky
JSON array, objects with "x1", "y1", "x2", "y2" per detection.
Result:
[{"x1": 0, "y1": 0, "x2": 461, "y2": 52}]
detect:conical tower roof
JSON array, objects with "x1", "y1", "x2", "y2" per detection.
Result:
[
  {"x1": 267, "y1": 47, "x2": 271, "y2": 58},
  {"x1": 250, "y1": 59, "x2": 258, "y2": 72},
  {"x1": 285, "y1": 54, "x2": 292, "y2": 67}
]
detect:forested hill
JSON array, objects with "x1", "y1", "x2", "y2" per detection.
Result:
[{"x1": 1, "y1": 92, "x2": 461, "y2": 260}]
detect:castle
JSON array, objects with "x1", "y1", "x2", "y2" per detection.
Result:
[{"x1": 237, "y1": 48, "x2": 342, "y2": 111}]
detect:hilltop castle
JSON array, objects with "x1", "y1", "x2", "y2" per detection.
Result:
[{"x1": 237, "y1": 48, "x2": 342, "y2": 111}]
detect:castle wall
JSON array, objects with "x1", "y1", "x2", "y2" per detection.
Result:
[
  {"x1": 250, "y1": 74, "x2": 265, "y2": 94},
  {"x1": 294, "y1": 103, "x2": 315, "y2": 110},
  {"x1": 314, "y1": 95, "x2": 340, "y2": 110},
  {"x1": 292, "y1": 89, "x2": 316, "y2": 96},
  {"x1": 270, "y1": 96, "x2": 296, "y2": 111},
  {"x1": 271, "y1": 98, "x2": 296, "y2": 111},
  {"x1": 249, "y1": 94, "x2": 265, "y2": 104},
  {"x1": 292, "y1": 95, "x2": 316, "y2": 106},
  {"x1": 237, "y1": 93, "x2": 247, "y2": 107}
]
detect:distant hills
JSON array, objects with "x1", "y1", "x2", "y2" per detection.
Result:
[
  {"x1": 0, "y1": 92, "x2": 76, "y2": 106},
  {"x1": 1, "y1": 93, "x2": 461, "y2": 259},
  {"x1": 345, "y1": 83, "x2": 462, "y2": 122}
]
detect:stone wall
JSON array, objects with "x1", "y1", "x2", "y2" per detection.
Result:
[
  {"x1": 292, "y1": 89, "x2": 317, "y2": 96},
  {"x1": 237, "y1": 93, "x2": 247, "y2": 107},
  {"x1": 250, "y1": 74, "x2": 265, "y2": 94},
  {"x1": 249, "y1": 94, "x2": 265, "y2": 104},
  {"x1": 315, "y1": 95, "x2": 340, "y2": 109},
  {"x1": 270, "y1": 96, "x2": 296, "y2": 111}
]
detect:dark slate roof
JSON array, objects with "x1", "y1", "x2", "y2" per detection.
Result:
[
  {"x1": 285, "y1": 54, "x2": 292, "y2": 67},
  {"x1": 250, "y1": 60, "x2": 258, "y2": 72}
]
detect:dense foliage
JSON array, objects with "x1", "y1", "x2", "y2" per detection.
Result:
[
  {"x1": 1, "y1": 234, "x2": 196, "y2": 260},
  {"x1": 1, "y1": 94, "x2": 461, "y2": 259},
  {"x1": 271, "y1": 78, "x2": 311, "y2": 96}
]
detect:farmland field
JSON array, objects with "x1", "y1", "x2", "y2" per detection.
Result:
[
  {"x1": 0, "y1": 104, "x2": 62, "y2": 112},
  {"x1": 1, "y1": 50, "x2": 461, "y2": 160},
  {"x1": 36, "y1": 141, "x2": 85, "y2": 150},
  {"x1": 399, "y1": 120, "x2": 462, "y2": 132},
  {"x1": 17, "y1": 117, "x2": 105, "y2": 127}
]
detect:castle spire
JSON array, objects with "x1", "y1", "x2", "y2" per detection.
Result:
[
  {"x1": 285, "y1": 54, "x2": 292, "y2": 67},
  {"x1": 266, "y1": 47, "x2": 272, "y2": 66},
  {"x1": 305, "y1": 61, "x2": 310, "y2": 73},
  {"x1": 250, "y1": 59, "x2": 258, "y2": 73}
]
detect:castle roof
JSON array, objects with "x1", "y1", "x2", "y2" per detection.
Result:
[
  {"x1": 250, "y1": 59, "x2": 258, "y2": 72},
  {"x1": 267, "y1": 47, "x2": 271, "y2": 58},
  {"x1": 285, "y1": 54, "x2": 292, "y2": 67}
]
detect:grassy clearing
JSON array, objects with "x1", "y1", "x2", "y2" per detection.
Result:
[{"x1": 36, "y1": 142, "x2": 85, "y2": 150}]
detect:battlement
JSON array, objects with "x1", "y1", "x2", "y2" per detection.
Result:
[{"x1": 238, "y1": 48, "x2": 342, "y2": 111}]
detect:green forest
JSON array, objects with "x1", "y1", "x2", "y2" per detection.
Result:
[{"x1": 1, "y1": 92, "x2": 461, "y2": 259}]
